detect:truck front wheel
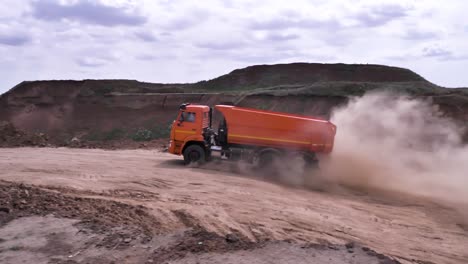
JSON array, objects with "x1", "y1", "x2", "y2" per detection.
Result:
[{"x1": 183, "y1": 145, "x2": 206, "y2": 165}]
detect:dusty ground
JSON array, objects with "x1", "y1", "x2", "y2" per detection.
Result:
[{"x1": 0, "y1": 148, "x2": 467, "y2": 264}]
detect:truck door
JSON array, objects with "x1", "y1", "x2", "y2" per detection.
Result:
[{"x1": 174, "y1": 110, "x2": 200, "y2": 142}]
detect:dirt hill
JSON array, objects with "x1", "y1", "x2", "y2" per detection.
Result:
[
  {"x1": 0, "y1": 63, "x2": 467, "y2": 146},
  {"x1": 193, "y1": 62, "x2": 429, "y2": 91}
]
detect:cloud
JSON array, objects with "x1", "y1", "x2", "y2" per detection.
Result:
[
  {"x1": 389, "y1": 46, "x2": 468, "y2": 62},
  {"x1": 31, "y1": 0, "x2": 147, "y2": 27},
  {"x1": 421, "y1": 46, "x2": 468, "y2": 61},
  {"x1": 160, "y1": 8, "x2": 212, "y2": 30},
  {"x1": 385, "y1": 54, "x2": 415, "y2": 62},
  {"x1": 163, "y1": 17, "x2": 195, "y2": 30},
  {"x1": 75, "y1": 49, "x2": 121, "y2": 68},
  {"x1": 135, "y1": 54, "x2": 158, "y2": 61},
  {"x1": 264, "y1": 33, "x2": 300, "y2": 42},
  {"x1": 196, "y1": 40, "x2": 247, "y2": 50},
  {"x1": 0, "y1": 32, "x2": 31, "y2": 46},
  {"x1": 402, "y1": 29, "x2": 438, "y2": 40},
  {"x1": 354, "y1": 4, "x2": 408, "y2": 27},
  {"x1": 76, "y1": 57, "x2": 109, "y2": 67},
  {"x1": 197, "y1": 47, "x2": 313, "y2": 64},
  {"x1": 135, "y1": 31, "x2": 158, "y2": 42},
  {"x1": 135, "y1": 53, "x2": 176, "y2": 61},
  {"x1": 250, "y1": 17, "x2": 342, "y2": 31},
  {"x1": 422, "y1": 46, "x2": 452, "y2": 58}
]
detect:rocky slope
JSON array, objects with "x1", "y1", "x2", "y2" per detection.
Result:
[{"x1": 0, "y1": 63, "x2": 467, "y2": 145}]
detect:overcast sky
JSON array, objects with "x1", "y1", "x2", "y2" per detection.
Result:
[{"x1": 1, "y1": 0, "x2": 467, "y2": 94}]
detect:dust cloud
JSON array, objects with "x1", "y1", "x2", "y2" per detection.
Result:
[{"x1": 318, "y1": 91, "x2": 468, "y2": 205}]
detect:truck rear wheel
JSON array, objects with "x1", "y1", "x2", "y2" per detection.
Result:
[
  {"x1": 258, "y1": 152, "x2": 276, "y2": 168},
  {"x1": 183, "y1": 145, "x2": 206, "y2": 165},
  {"x1": 254, "y1": 149, "x2": 282, "y2": 178},
  {"x1": 303, "y1": 152, "x2": 319, "y2": 170}
]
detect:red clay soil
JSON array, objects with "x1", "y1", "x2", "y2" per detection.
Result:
[{"x1": 0, "y1": 180, "x2": 402, "y2": 264}]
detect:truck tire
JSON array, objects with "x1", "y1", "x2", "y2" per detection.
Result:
[
  {"x1": 303, "y1": 153, "x2": 319, "y2": 170},
  {"x1": 183, "y1": 145, "x2": 206, "y2": 165},
  {"x1": 255, "y1": 149, "x2": 282, "y2": 178},
  {"x1": 258, "y1": 151, "x2": 275, "y2": 169}
]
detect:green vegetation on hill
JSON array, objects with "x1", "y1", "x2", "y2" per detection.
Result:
[
  {"x1": 192, "y1": 63, "x2": 428, "y2": 92},
  {"x1": 246, "y1": 81, "x2": 447, "y2": 97},
  {"x1": 84, "y1": 123, "x2": 172, "y2": 142}
]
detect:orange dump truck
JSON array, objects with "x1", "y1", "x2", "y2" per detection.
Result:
[{"x1": 168, "y1": 103, "x2": 336, "y2": 168}]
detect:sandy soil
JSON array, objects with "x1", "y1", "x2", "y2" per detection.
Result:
[{"x1": 0, "y1": 147, "x2": 467, "y2": 264}]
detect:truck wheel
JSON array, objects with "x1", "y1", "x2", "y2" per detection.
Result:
[
  {"x1": 255, "y1": 150, "x2": 282, "y2": 179},
  {"x1": 183, "y1": 145, "x2": 206, "y2": 165},
  {"x1": 303, "y1": 153, "x2": 319, "y2": 170},
  {"x1": 258, "y1": 152, "x2": 275, "y2": 168}
]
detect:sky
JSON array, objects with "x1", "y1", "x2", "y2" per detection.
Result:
[{"x1": 0, "y1": 0, "x2": 467, "y2": 94}]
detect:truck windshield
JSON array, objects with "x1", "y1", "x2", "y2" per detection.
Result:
[{"x1": 179, "y1": 112, "x2": 196, "y2": 122}]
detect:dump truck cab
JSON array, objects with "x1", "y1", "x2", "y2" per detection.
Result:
[{"x1": 168, "y1": 104, "x2": 211, "y2": 159}]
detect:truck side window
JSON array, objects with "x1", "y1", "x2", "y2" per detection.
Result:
[
  {"x1": 179, "y1": 112, "x2": 196, "y2": 123},
  {"x1": 186, "y1": 112, "x2": 195, "y2": 122}
]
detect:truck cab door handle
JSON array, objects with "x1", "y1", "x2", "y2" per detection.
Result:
[{"x1": 191, "y1": 129, "x2": 196, "y2": 131}]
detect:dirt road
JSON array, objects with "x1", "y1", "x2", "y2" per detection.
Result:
[{"x1": 0, "y1": 148, "x2": 467, "y2": 263}]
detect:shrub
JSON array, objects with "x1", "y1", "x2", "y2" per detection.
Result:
[
  {"x1": 130, "y1": 124, "x2": 171, "y2": 141},
  {"x1": 84, "y1": 128, "x2": 125, "y2": 141}
]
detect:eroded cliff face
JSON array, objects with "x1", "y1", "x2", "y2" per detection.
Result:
[
  {"x1": 0, "y1": 91, "x2": 225, "y2": 140},
  {"x1": 0, "y1": 86, "x2": 346, "y2": 141},
  {"x1": 0, "y1": 77, "x2": 347, "y2": 143}
]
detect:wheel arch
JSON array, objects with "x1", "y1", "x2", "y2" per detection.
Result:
[
  {"x1": 181, "y1": 140, "x2": 207, "y2": 155},
  {"x1": 255, "y1": 147, "x2": 283, "y2": 157}
]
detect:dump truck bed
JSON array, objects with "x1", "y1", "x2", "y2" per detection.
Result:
[{"x1": 214, "y1": 105, "x2": 336, "y2": 153}]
